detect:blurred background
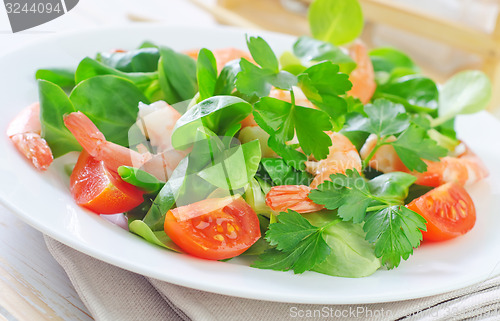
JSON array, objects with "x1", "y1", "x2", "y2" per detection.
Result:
[
  {"x1": 213, "y1": 0, "x2": 500, "y2": 116},
  {"x1": 1, "y1": 0, "x2": 499, "y2": 116}
]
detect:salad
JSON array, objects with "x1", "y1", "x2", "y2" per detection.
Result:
[{"x1": 6, "y1": 0, "x2": 491, "y2": 278}]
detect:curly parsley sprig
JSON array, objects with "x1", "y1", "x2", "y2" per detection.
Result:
[
  {"x1": 309, "y1": 169, "x2": 427, "y2": 268},
  {"x1": 346, "y1": 99, "x2": 448, "y2": 172},
  {"x1": 252, "y1": 210, "x2": 340, "y2": 274},
  {"x1": 235, "y1": 35, "x2": 352, "y2": 169}
]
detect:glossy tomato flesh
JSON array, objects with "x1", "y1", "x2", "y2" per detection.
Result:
[
  {"x1": 407, "y1": 183, "x2": 476, "y2": 241},
  {"x1": 70, "y1": 151, "x2": 144, "y2": 214},
  {"x1": 164, "y1": 196, "x2": 261, "y2": 260}
]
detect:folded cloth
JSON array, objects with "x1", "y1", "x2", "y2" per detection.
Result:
[{"x1": 45, "y1": 236, "x2": 500, "y2": 321}]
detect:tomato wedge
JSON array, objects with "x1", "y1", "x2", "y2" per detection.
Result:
[
  {"x1": 164, "y1": 196, "x2": 261, "y2": 260},
  {"x1": 406, "y1": 183, "x2": 476, "y2": 242},
  {"x1": 70, "y1": 151, "x2": 145, "y2": 214}
]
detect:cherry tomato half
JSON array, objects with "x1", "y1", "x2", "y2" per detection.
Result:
[
  {"x1": 164, "y1": 196, "x2": 261, "y2": 260},
  {"x1": 406, "y1": 183, "x2": 476, "y2": 242},
  {"x1": 70, "y1": 151, "x2": 144, "y2": 214}
]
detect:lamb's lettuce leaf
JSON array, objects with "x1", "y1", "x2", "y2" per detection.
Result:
[{"x1": 308, "y1": 0, "x2": 363, "y2": 46}]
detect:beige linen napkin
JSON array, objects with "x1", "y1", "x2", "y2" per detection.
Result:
[{"x1": 44, "y1": 236, "x2": 500, "y2": 321}]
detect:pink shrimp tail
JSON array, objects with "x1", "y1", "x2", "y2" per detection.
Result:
[
  {"x1": 64, "y1": 112, "x2": 146, "y2": 172},
  {"x1": 10, "y1": 133, "x2": 53, "y2": 170},
  {"x1": 347, "y1": 42, "x2": 376, "y2": 104},
  {"x1": 361, "y1": 135, "x2": 489, "y2": 187},
  {"x1": 6, "y1": 102, "x2": 41, "y2": 136},
  {"x1": 266, "y1": 185, "x2": 324, "y2": 214},
  {"x1": 64, "y1": 111, "x2": 106, "y2": 156},
  {"x1": 7, "y1": 102, "x2": 53, "y2": 170},
  {"x1": 415, "y1": 148, "x2": 489, "y2": 187}
]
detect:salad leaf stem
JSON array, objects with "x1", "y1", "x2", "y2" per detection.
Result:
[
  {"x1": 319, "y1": 218, "x2": 342, "y2": 231},
  {"x1": 118, "y1": 166, "x2": 165, "y2": 194},
  {"x1": 361, "y1": 137, "x2": 389, "y2": 169},
  {"x1": 366, "y1": 205, "x2": 391, "y2": 212},
  {"x1": 430, "y1": 114, "x2": 454, "y2": 128},
  {"x1": 289, "y1": 88, "x2": 296, "y2": 108}
]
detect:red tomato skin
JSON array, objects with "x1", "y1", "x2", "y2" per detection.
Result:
[
  {"x1": 164, "y1": 197, "x2": 261, "y2": 260},
  {"x1": 70, "y1": 151, "x2": 144, "y2": 214},
  {"x1": 407, "y1": 183, "x2": 476, "y2": 242}
]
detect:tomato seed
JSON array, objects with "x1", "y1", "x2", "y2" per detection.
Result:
[{"x1": 213, "y1": 234, "x2": 224, "y2": 242}]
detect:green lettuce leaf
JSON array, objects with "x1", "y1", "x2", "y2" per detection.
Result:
[
  {"x1": 171, "y1": 96, "x2": 252, "y2": 150},
  {"x1": 307, "y1": 211, "x2": 381, "y2": 278},
  {"x1": 38, "y1": 80, "x2": 80, "y2": 158},
  {"x1": 308, "y1": 0, "x2": 363, "y2": 46},
  {"x1": 69, "y1": 75, "x2": 148, "y2": 147}
]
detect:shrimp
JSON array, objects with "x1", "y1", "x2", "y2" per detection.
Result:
[
  {"x1": 307, "y1": 132, "x2": 362, "y2": 189},
  {"x1": 266, "y1": 185, "x2": 324, "y2": 214},
  {"x1": 417, "y1": 149, "x2": 489, "y2": 187},
  {"x1": 64, "y1": 110, "x2": 186, "y2": 181},
  {"x1": 360, "y1": 134, "x2": 489, "y2": 187},
  {"x1": 184, "y1": 47, "x2": 254, "y2": 72},
  {"x1": 347, "y1": 41, "x2": 376, "y2": 104},
  {"x1": 6, "y1": 102, "x2": 53, "y2": 170},
  {"x1": 359, "y1": 134, "x2": 408, "y2": 173},
  {"x1": 135, "y1": 101, "x2": 180, "y2": 152},
  {"x1": 265, "y1": 132, "x2": 362, "y2": 213}
]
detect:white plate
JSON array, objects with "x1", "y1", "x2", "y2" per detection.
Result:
[{"x1": 1, "y1": 25, "x2": 500, "y2": 304}]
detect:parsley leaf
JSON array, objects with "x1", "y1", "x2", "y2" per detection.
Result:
[
  {"x1": 236, "y1": 59, "x2": 274, "y2": 97},
  {"x1": 309, "y1": 170, "x2": 427, "y2": 268},
  {"x1": 252, "y1": 248, "x2": 297, "y2": 271},
  {"x1": 299, "y1": 62, "x2": 352, "y2": 97},
  {"x1": 309, "y1": 169, "x2": 376, "y2": 223},
  {"x1": 270, "y1": 71, "x2": 298, "y2": 91},
  {"x1": 247, "y1": 36, "x2": 279, "y2": 73},
  {"x1": 345, "y1": 99, "x2": 447, "y2": 172},
  {"x1": 346, "y1": 99, "x2": 410, "y2": 136},
  {"x1": 252, "y1": 210, "x2": 331, "y2": 274},
  {"x1": 236, "y1": 36, "x2": 297, "y2": 97},
  {"x1": 364, "y1": 100, "x2": 410, "y2": 136},
  {"x1": 267, "y1": 136, "x2": 308, "y2": 170},
  {"x1": 392, "y1": 125, "x2": 448, "y2": 172},
  {"x1": 364, "y1": 206, "x2": 426, "y2": 268},
  {"x1": 345, "y1": 96, "x2": 365, "y2": 114},
  {"x1": 298, "y1": 61, "x2": 351, "y2": 127},
  {"x1": 253, "y1": 97, "x2": 333, "y2": 165},
  {"x1": 265, "y1": 210, "x2": 321, "y2": 251}
]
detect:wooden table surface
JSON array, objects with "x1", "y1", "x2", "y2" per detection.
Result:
[{"x1": 0, "y1": 204, "x2": 93, "y2": 321}]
